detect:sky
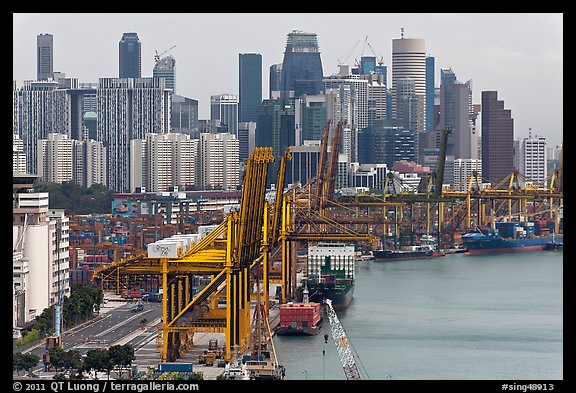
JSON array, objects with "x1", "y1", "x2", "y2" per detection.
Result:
[{"x1": 13, "y1": 13, "x2": 563, "y2": 147}]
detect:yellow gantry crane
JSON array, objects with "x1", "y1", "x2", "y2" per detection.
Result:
[{"x1": 94, "y1": 147, "x2": 275, "y2": 362}]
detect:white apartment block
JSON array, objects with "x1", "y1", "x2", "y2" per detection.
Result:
[
  {"x1": 13, "y1": 177, "x2": 70, "y2": 332},
  {"x1": 13, "y1": 135, "x2": 27, "y2": 173},
  {"x1": 200, "y1": 133, "x2": 239, "y2": 191},
  {"x1": 520, "y1": 135, "x2": 547, "y2": 186},
  {"x1": 454, "y1": 158, "x2": 483, "y2": 191},
  {"x1": 38, "y1": 133, "x2": 74, "y2": 183},
  {"x1": 36, "y1": 133, "x2": 107, "y2": 188}
]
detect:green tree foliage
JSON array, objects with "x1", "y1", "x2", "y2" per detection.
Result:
[
  {"x1": 13, "y1": 352, "x2": 40, "y2": 376},
  {"x1": 33, "y1": 181, "x2": 114, "y2": 215},
  {"x1": 107, "y1": 344, "x2": 135, "y2": 379}
]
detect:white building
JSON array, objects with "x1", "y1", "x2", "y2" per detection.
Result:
[
  {"x1": 13, "y1": 135, "x2": 27, "y2": 173},
  {"x1": 520, "y1": 134, "x2": 547, "y2": 186},
  {"x1": 210, "y1": 94, "x2": 239, "y2": 136},
  {"x1": 454, "y1": 158, "x2": 482, "y2": 191},
  {"x1": 323, "y1": 66, "x2": 368, "y2": 162},
  {"x1": 13, "y1": 174, "x2": 70, "y2": 333},
  {"x1": 392, "y1": 34, "x2": 426, "y2": 128},
  {"x1": 199, "y1": 133, "x2": 240, "y2": 191}
]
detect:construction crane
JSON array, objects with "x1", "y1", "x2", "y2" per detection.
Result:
[
  {"x1": 154, "y1": 45, "x2": 176, "y2": 63},
  {"x1": 324, "y1": 298, "x2": 362, "y2": 380}
]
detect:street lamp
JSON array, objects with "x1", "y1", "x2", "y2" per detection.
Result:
[{"x1": 302, "y1": 369, "x2": 308, "y2": 380}]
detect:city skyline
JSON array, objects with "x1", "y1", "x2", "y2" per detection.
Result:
[{"x1": 13, "y1": 13, "x2": 563, "y2": 147}]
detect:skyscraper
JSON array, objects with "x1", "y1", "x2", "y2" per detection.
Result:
[
  {"x1": 153, "y1": 56, "x2": 176, "y2": 92},
  {"x1": 425, "y1": 56, "x2": 435, "y2": 131},
  {"x1": 119, "y1": 32, "x2": 141, "y2": 78},
  {"x1": 210, "y1": 94, "x2": 238, "y2": 136},
  {"x1": 239, "y1": 53, "x2": 262, "y2": 123},
  {"x1": 280, "y1": 31, "x2": 324, "y2": 104},
  {"x1": 392, "y1": 31, "x2": 426, "y2": 131},
  {"x1": 481, "y1": 91, "x2": 514, "y2": 184},
  {"x1": 37, "y1": 33, "x2": 53, "y2": 81}
]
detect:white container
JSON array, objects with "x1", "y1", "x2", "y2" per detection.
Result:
[
  {"x1": 198, "y1": 225, "x2": 219, "y2": 239},
  {"x1": 147, "y1": 242, "x2": 182, "y2": 258}
]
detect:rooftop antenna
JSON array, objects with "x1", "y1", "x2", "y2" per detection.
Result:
[{"x1": 401, "y1": 27, "x2": 405, "y2": 38}]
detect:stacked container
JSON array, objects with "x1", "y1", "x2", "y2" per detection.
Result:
[{"x1": 279, "y1": 302, "x2": 321, "y2": 329}]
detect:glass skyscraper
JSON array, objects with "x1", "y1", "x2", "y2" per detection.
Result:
[
  {"x1": 239, "y1": 53, "x2": 262, "y2": 123},
  {"x1": 37, "y1": 33, "x2": 53, "y2": 81},
  {"x1": 119, "y1": 32, "x2": 141, "y2": 78},
  {"x1": 280, "y1": 31, "x2": 324, "y2": 104}
]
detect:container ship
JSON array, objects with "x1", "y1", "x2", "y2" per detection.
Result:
[
  {"x1": 373, "y1": 234, "x2": 444, "y2": 260},
  {"x1": 295, "y1": 242, "x2": 355, "y2": 311},
  {"x1": 461, "y1": 220, "x2": 563, "y2": 254},
  {"x1": 275, "y1": 292, "x2": 323, "y2": 336}
]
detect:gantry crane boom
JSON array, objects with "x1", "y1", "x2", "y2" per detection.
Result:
[{"x1": 324, "y1": 298, "x2": 362, "y2": 380}]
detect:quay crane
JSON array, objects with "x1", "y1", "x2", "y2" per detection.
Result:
[{"x1": 324, "y1": 298, "x2": 363, "y2": 380}]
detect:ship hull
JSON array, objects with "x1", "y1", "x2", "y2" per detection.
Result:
[
  {"x1": 373, "y1": 249, "x2": 439, "y2": 260},
  {"x1": 297, "y1": 283, "x2": 354, "y2": 311},
  {"x1": 275, "y1": 319, "x2": 323, "y2": 336},
  {"x1": 462, "y1": 233, "x2": 563, "y2": 255}
]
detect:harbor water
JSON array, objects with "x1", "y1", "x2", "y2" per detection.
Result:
[{"x1": 272, "y1": 250, "x2": 563, "y2": 381}]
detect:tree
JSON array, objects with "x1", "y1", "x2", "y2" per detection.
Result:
[
  {"x1": 107, "y1": 344, "x2": 135, "y2": 379},
  {"x1": 84, "y1": 348, "x2": 108, "y2": 380},
  {"x1": 13, "y1": 352, "x2": 40, "y2": 376}
]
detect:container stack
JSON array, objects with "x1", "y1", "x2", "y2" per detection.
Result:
[{"x1": 279, "y1": 302, "x2": 321, "y2": 329}]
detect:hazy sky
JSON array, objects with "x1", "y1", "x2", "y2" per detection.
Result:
[{"x1": 13, "y1": 13, "x2": 563, "y2": 147}]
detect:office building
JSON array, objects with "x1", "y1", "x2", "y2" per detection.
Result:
[
  {"x1": 295, "y1": 94, "x2": 327, "y2": 145},
  {"x1": 210, "y1": 94, "x2": 238, "y2": 136},
  {"x1": 392, "y1": 31, "x2": 426, "y2": 131},
  {"x1": 119, "y1": 32, "x2": 141, "y2": 78},
  {"x1": 153, "y1": 55, "x2": 176, "y2": 92},
  {"x1": 37, "y1": 33, "x2": 53, "y2": 81},
  {"x1": 238, "y1": 122, "x2": 257, "y2": 162},
  {"x1": 481, "y1": 91, "x2": 514, "y2": 184},
  {"x1": 171, "y1": 94, "x2": 199, "y2": 136},
  {"x1": 280, "y1": 30, "x2": 324, "y2": 104},
  {"x1": 239, "y1": 53, "x2": 262, "y2": 123},
  {"x1": 520, "y1": 133, "x2": 547, "y2": 186},
  {"x1": 425, "y1": 56, "x2": 435, "y2": 131},
  {"x1": 256, "y1": 99, "x2": 295, "y2": 184}
]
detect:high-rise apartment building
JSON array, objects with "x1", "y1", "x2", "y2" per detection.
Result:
[
  {"x1": 392, "y1": 32, "x2": 426, "y2": 131},
  {"x1": 210, "y1": 94, "x2": 239, "y2": 136},
  {"x1": 153, "y1": 56, "x2": 176, "y2": 93},
  {"x1": 97, "y1": 77, "x2": 171, "y2": 192},
  {"x1": 13, "y1": 174, "x2": 70, "y2": 332},
  {"x1": 280, "y1": 31, "x2": 324, "y2": 104},
  {"x1": 199, "y1": 133, "x2": 239, "y2": 191},
  {"x1": 37, "y1": 33, "x2": 53, "y2": 81},
  {"x1": 119, "y1": 32, "x2": 141, "y2": 78},
  {"x1": 481, "y1": 91, "x2": 514, "y2": 184},
  {"x1": 239, "y1": 53, "x2": 262, "y2": 123},
  {"x1": 37, "y1": 133, "x2": 74, "y2": 184}
]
